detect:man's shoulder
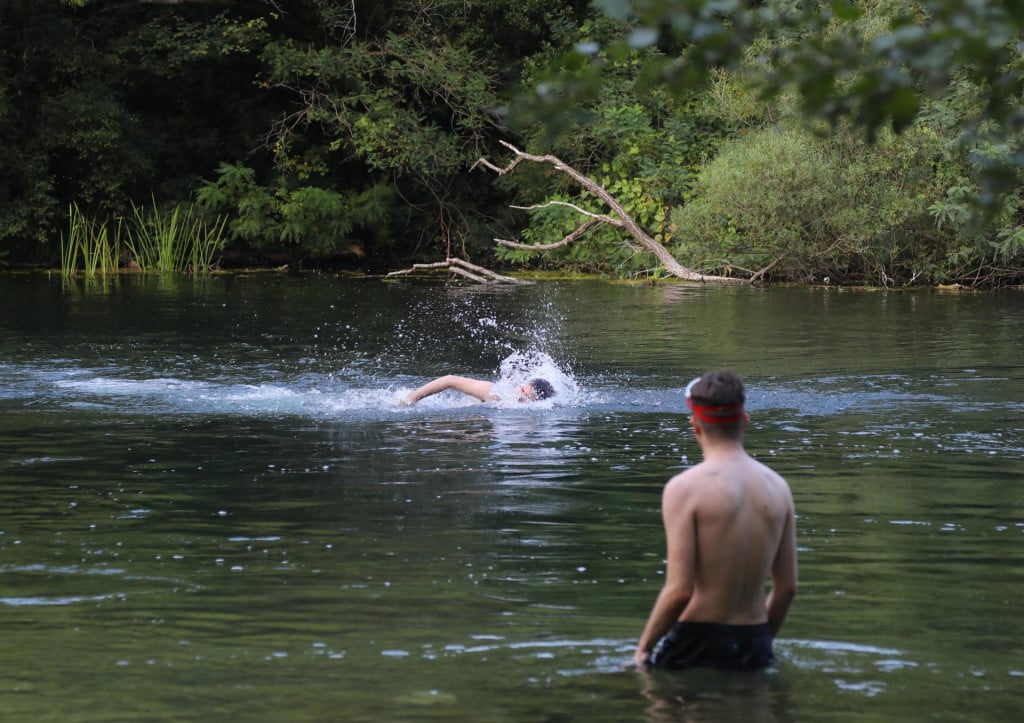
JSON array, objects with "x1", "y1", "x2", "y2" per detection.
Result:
[
  {"x1": 664, "y1": 463, "x2": 715, "y2": 496},
  {"x1": 666, "y1": 462, "x2": 704, "y2": 484},
  {"x1": 748, "y1": 456, "x2": 792, "y2": 491}
]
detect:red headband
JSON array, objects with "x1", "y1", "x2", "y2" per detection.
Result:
[
  {"x1": 684, "y1": 376, "x2": 745, "y2": 424},
  {"x1": 686, "y1": 398, "x2": 745, "y2": 424}
]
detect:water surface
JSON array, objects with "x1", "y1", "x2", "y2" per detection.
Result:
[{"x1": 1, "y1": 274, "x2": 1022, "y2": 721}]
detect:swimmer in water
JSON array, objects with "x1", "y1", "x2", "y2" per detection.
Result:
[{"x1": 400, "y1": 375, "x2": 555, "y2": 406}]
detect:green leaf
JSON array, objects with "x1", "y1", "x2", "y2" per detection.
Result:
[
  {"x1": 830, "y1": 0, "x2": 862, "y2": 22},
  {"x1": 885, "y1": 87, "x2": 921, "y2": 133}
]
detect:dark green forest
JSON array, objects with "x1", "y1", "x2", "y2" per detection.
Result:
[{"x1": 2, "y1": 0, "x2": 1022, "y2": 285}]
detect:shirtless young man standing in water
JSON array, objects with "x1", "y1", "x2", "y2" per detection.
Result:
[{"x1": 633, "y1": 369, "x2": 797, "y2": 671}]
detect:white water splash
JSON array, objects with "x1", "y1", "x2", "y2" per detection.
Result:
[
  {"x1": 389, "y1": 350, "x2": 581, "y2": 411},
  {"x1": 491, "y1": 350, "x2": 579, "y2": 408}
]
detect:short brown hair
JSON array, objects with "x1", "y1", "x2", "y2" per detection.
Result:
[
  {"x1": 529, "y1": 378, "x2": 555, "y2": 400},
  {"x1": 687, "y1": 369, "x2": 746, "y2": 439}
]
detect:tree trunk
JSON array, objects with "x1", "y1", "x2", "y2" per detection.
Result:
[{"x1": 474, "y1": 141, "x2": 748, "y2": 284}]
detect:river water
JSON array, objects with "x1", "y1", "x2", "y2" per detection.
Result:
[{"x1": 0, "y1": 273, "x2": 1022, "y2": 722}]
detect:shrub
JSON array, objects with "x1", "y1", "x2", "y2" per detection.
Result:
[{"x1": 669, "y1": 121, "x2": 973, "y2": 284}]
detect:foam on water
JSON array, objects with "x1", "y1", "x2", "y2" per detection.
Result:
[
  {"x1": 56, "y1": 375, "x2": 404, "y2": 418},
  {"x1": 385, "y1": 350, "x2": 583, "y2": 412},
  {"x1": 5, "y1": 361, "x2": 1024, "y2": 459},
  {"x1": 492, "y1": 349, "x2": 580, "y2": 408},
  {"x1": 18, "y1": 349, "x2": 580, "y2": 420}
]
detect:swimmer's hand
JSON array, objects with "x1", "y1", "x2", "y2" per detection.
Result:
[{"x1": 398, "y1": 395, "x2": 414, "y2": 407}]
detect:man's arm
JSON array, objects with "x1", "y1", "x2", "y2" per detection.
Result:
[
  {"x1": 766, "y1": 490, "x2": 798, "y2": 636},
  {"x1": 633, "y1": 478, "x2": 695, "y2": 667},
  {"x1": 402, "y1": 375, "x2": 498, "y2": 405}
]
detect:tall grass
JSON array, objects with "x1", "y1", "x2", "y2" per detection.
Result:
[
  {"x1": 60, "y1": 200, "x2": 227, "y2": 277},
  {"x1": 189, "y1": 213, "x2": 229, "y2": 273},
  {"x1": 124, "y1": 199, "x2": 189, "y2": 273},
  {"x1": 61, "y1": 203, "x2": 120, "y2": 279},
  {"x1": 124, "y1": 199, "x2": 228, "y2": 273},
  {"x1": 60, "y1": 208, "x2": 81, "y2": 279}
]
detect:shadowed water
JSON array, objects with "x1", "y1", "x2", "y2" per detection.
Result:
[{"x1": 1, "y1": 274, "x2": 1022, "y2": 721}]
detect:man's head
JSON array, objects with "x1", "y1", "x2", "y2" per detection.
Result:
[
  {"x1": 685, "y1": 369, "x2": 747, "y2": 440},
  {"x1": 519, "y1": 378, "x2": 555, "y2": 402}
]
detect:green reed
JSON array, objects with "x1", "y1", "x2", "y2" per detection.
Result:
[
  {"x1": 83, "y1": 218, "x2": 121, "y2": 277},
  {"x1": 124, "y1": 199, "x2": 187, "y2": 273},
  {"x1": 61, "y1": 204, "x2": 120, "y2": 279},
  {"x1": 188, "y1": 213, "x2": 229, "y2": 273},
  {"x1": 59, "y1": 208, "x2": 82, "y2": 278},
  {"x1": 61, "y1": 201, "x2": 227, "y2": 276},
  {"x1": 119, "y1": 200, "x2": 229, "y2": 273}
]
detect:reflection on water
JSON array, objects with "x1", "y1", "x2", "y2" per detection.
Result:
[
  {"x1": 1, "y1": 275, "x2": 1023, "y2": 721},
  {"x1": 637, "y1": 666, "x2": 795, "y2": 723}
]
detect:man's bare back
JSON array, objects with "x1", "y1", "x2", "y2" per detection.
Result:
[
  {"x1": 663, "y1": 450, "x2": 795, "y2": 626},
  {"x1": 634, "y1": 370, "x2": 797, "y2": 671}
]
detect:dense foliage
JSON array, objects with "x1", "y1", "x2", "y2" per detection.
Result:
[
  {"x1": 1, "y1": 0, "x2": 1022, "y2": 285},
  {"x1": 511, "y1": 0, "x2": 1024, "y2": 284}
]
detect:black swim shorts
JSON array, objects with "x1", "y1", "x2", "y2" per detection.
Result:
[{"x1": 649, "y1": 621, "x2": 775, "y2": 671}]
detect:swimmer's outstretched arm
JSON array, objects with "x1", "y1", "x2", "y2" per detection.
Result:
[{"x1": 401, "y1": 375, "x2": 499, "y2": 405}]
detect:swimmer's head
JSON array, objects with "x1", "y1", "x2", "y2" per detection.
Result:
[
  {"x1": 530, "y1": 378, "x2": 555, "y2": 400},
  {"x1": 519, "y1": 378, "x2": 555, "y2": 402},
  {"x1": 685, "y1": 369, "x2": 746, "y2": 438}
]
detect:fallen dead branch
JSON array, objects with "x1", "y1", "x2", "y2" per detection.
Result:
[
  {"x1": 749, "y1": 254, "x2": 786, "y2": 285},
  {"x1": 386, "y1": 257, "x2": 531, "y2": 285},
  {"x1": 474, "y1": 141, "x2": 749, "y2": 284}
]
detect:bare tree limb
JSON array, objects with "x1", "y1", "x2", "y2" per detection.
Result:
[
  {"x1": 497, "y1": 218, "x2": 601, "y2": 251},
  {"x1": 449, "y1": 257, "x2": 528, "y2": 284},
  {"x1": 475, "y1": 141, "x2": 749, "y2": 284},
  {"x1": 510, "y1": 201, "x2": 623, "y2": 228},
  {"x1": 386, "y1": 261, "x2": 450, "y2": 277},
  {"x1": 336, "y1": 0, "x2": 357, "y2": 45},
  {"x1": 386, "y1": 257, "x2": 531, "y2": 285},
  {"x1": 448, "y1": 266, "x2": 489, "y2": 283},
  {"x1": 749, "y1": 254, "x2": 786, "y2": 285}
]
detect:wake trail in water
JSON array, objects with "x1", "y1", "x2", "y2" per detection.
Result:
[
  {"x1": 4, "y1": 357, "x2": 1023, "y2": 458},
  {"x1": 1, "y1": 350, "x2": 587, "y2": 420}
]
